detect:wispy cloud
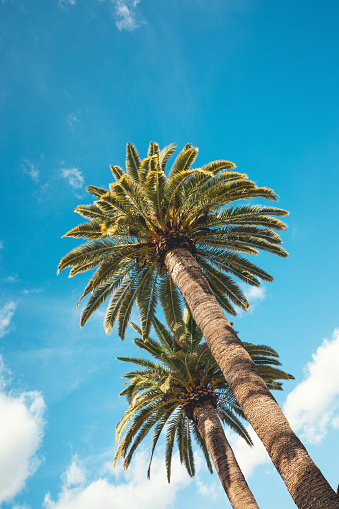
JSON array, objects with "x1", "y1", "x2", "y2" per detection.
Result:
[
  {"x1": 60, "y1": 168, "x2": 85, "y2": 190},
  {"x1": 22, "y1": 288, "x2": 43, "y2": 295},
  {"x1": 0, "y1": 301, "x2": 17, "y2": 338},
  {"x1": 58, "y1": 0, "x2": 76, "y2": 8},
  {"x1": 2, "y1": 275, "x2": 20, "y2": 283},
  {"x1": 0, "y1": 241, "x2": 3, "y2": 249},
  {"x1": 114, "y1": 0, "x2": 141, "y2": 31},
  {"x1": 22, "y1": 160, "x2": 39, "y2": 183},
  {"x1": 0, "y1": 356, "x2": 45, "y2": 505},
  {"x1": 56, "y1": 0, "x2": 143, "y2": 30},
  {"x1": 284, "y1": 328, "x2": 339, "y2": 444},
  {"x1": 66, "y1": 112, "x2": 81, "y2": 130}
]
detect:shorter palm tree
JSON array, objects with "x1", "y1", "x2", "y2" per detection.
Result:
[{"x1": 115, "y1": 310, "x2": 293, "y2": 509}]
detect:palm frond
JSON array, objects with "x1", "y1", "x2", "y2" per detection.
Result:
[
  {"x1": 62, "y1": 221, "x2": 103, "y2": 240},
  {"x1": 110, "y1": 165, "x2": 124, "y2": 181},
  {"x1": 137, "y1": 264, "x2": 160, "y2": 338},
  {"x1": 86, "y1": 185, "x2": 109, "y2": 198},
  {"x1": 74, "y1": 203, "x2": 107, "y2": 222},
  {"x1": 158, "y1": 273, "x2": 184, "y2": 344},
  {"x1": 159, "y1": 143, "x2": 176, "y2": 172},
  {"x1": 152, "y1": 316, "x2": 177, "y2": 353},
  {"x1": 126, "y1": 143, "x2": 141, "y2": 182},
  {"x1": 191, "y1": 425, "x2": 213, "y2": 474},
  {"x1": 168, "y1": 145, "x2": 199, "y2": 179},
  {"x1": 147, "y1": 410, "x2": 172, "y2": 478},
  {"x1": 165, "y1": 408, "x2": 183, "y2": 482},
  {"x1": 147, "y1": 141, "x2": 160, "y2": 157}
]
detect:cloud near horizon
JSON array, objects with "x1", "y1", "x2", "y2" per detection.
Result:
[
  {"x1": 44, "y1": 450, "x2": 192, "y2": 509},
  {"x1": 284, "y1": 328, "x2": 339, "y2": 444},
  {"x1": 228, "y1": 327, "x2": 339, "y2": 477},
  {"x1": 0, "y1": 356, "x2": 45, "y2": 505}
]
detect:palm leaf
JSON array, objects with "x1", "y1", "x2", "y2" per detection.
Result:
[
  {"x1": 126, "y1": 143, "x2": 141, "y2": 182},
  {"x1": 158, "y1": 274, "x2": 185, "y2": 345},
  {"x1": 168, "y1": 146, "x2": 199, "y2": 179},
  {"x1": 159, "y1": 143, "x2": 176, "y2": 172}
]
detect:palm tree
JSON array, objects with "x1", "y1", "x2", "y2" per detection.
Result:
[
  {"x1": 58, "y1": 142, "x2": 339, "y2": 507},
  {"x1": 115, "y1": 309, "x2": 294, "y2": 509}
]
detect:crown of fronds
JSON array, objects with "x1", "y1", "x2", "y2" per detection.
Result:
[
  {"x1": 114, "y1": 309, "x2": 294, "y2": 481},
  {"x1": 58, "y1": 142, "x2": 288, "y2": 339}
]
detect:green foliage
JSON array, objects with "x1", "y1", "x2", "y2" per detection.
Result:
[
  {"x1": 115, "y1": 309, "x2": 294, "y2": 481},
  {"x1": 59, "y1": 142, "x2": 288, "y2": 339}
]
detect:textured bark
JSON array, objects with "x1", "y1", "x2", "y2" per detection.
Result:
[
  {"x1": 165, "y1": 248, "x2": 339, "y2": 509},
  {"x1": 193, "y1": 403, "x2": 259, "y2": 509}
]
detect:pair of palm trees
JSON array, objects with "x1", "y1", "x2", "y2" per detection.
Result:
[{"x1": 58, "y1": 142, "x2": 339, "y2": 508}]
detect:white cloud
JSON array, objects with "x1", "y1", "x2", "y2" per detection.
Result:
[
  {"x1": 63, "y1": 457, "x2": 87, "y2": 488},
  {"x1": 0, "y1": 356, "x2": 45, "y2": 504},
  {"x1": 0, "y1": 240, "x2": 3, "y2": 249},
  {"x1": 228, "y1": 425, "x2": 270, "y2": 478},
  {"x1": 0, "y1": 301, "x2": 17, "y2": 338},
  {"x1": 244, "y1": 285, "x2": 266, "y2": 303},
  {"x1": 60, "y1": 168, "x2": 84, "y2": 190},
  {"x1": 284, "y1": 328, "x2": 339, "y2": 444},
  {"x1": 22, "y1": 160, "x2": 39, "y2": 183},
  {"x1": 44, "y1": 450, "x2": 191, "y2": 509},
  {"x1": 114, "y1": 0, "x2": 141, "y2": 31},
  {"x1": 235, "y1": 285, "x2": 266, "y2": 316},
  {"x1": 196, "y1": 478, "x2": 218, "y2": 499}
]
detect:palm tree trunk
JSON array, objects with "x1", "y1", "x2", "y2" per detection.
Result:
[
  {"x1": 165, "y1": 247, "x2": 339, "y2": 509},
  {"x1": 193, "y1": 402, "x2": 259, "y2": 509}
]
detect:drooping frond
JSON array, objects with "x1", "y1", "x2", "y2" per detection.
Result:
[
  {"x1": 152, "y1": 316, "x2": 178, "y2": 353},
  {"x1": 158, "y1": 273, "x2": 185, "y2": 344}
]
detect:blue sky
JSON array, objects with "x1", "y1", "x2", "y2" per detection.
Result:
[{"x1": 0, "y1": 0, "x2": 339, "y2": 507}]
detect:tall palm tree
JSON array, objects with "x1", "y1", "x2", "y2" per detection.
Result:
[
  {"x1": 115, "y1": 309, "x2": 294, "y2": 509},
  {"x1": 58, "y1": 142, "x2": 339, "y2": 507}
]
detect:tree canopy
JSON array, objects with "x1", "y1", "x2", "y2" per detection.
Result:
[{"x1": 58, "y1": 142, "x2": 288, "y2": 341}]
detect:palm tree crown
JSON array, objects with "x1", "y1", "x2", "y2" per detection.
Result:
[
  {"x1": 58, "y1": 141, "x2": 288, "y2": 341},
  {"x1": 115, "y1": 309, "x2": 294, "y2": 481}
]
